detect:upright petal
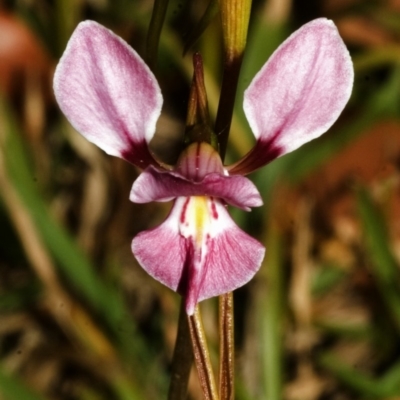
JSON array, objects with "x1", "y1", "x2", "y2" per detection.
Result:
[
  {"x1": 131, "y1": 197, "x2": 265, "y2": 314},
  {"x1": 230, "y1": 18, "x2": 353, "y2": 175},
  {"x1": 53, "y1": 21, "x2": 162, "y2": 168}
]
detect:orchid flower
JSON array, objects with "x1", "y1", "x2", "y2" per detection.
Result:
[{"x1": 54, "y1": 19, "x2": 353, "y2": 315}]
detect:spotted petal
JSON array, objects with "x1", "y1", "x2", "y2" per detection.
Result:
[
  {"x1": 131, "y1": 197, "x2": 265, "y2": 314},
  {"x1": 53, "y1": 21, "x2": 162, "y2": 168},
  {"x1": 230, "y1": 18, "x2": 354, "y2": 175}
]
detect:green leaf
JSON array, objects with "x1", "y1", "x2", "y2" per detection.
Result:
[
  {"x1": 357, "y1": 188, "x2": 400, "y2": 331},
  {"x1": 319, "y1": 352, "x2": 400, "y2": 398},
  {"x1": 259, "y1": 222, "x2": 284, "y2": 400},
  {"x1": 183, "y1": 0, "x2": 219, "y2": 55}
]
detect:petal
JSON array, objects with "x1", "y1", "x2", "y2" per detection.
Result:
[
  {"x1": 130, "y1": 167, "x2": 263, "y2": 210},
  {"x1": 194, "y1": 201, "x2": 265, "y2": 304},
  {"x1": 230, "y1": 18, "x2": 353, "y2": 175},
  {"x1": 53, "y1": 21, "x2": 162, "y2": 168},
  {"x1": 131, "y1": 197, "x2": 265, "y2": 314},
  {"x1": 132, "y1": 200, "x2": 187, "y2": 295}
]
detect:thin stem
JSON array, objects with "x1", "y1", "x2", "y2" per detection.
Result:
[
  {"x1": 215, "y1": 2, "x2": 252, "y2": 396},
  {"x1": 146, "y1": 0, "x2": 169, "y2": 70},
  {"x1": 188, "y1": 306, "x2": 219, "y2": 400},
  {"x1": 219, "y1": 292, "x2": 234, "y2": 400},
  {"x1": 214, "y1": 56, "x2": 243, "y2": 159},
  {"x1": 168, "y1": 301, "x2": 194, "y2": 400},
  {"x1": 215, "y1": 0, "x2": 252, "y2": 159},
  {"x1": 193, "y1": 53, "x2": 211, "y2": 124},
  {"x1": 186, "y1": 71, "x2": 198, "y2": 126}
]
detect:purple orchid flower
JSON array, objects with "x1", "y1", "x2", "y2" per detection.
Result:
[{"x1": 54, "y1": 18, "x2": 353, "y2": 315}]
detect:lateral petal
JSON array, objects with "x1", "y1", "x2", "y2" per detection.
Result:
[
  {"x1": 131, "y1": 200, "x2": 186, "y2": 294},
  {"x1": 231, "y1": 18, "x2": 353, "y2": 175},
  {"x1": 130, "y1": 167, "x2": 263, "y2": 210},
  {"x1": 53, "y1": 21, "x2": 162, "y2": 168}
]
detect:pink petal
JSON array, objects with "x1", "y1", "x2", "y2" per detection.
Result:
[
  {"x1": 230, "y1": 18, "x2": 353, "y2": 175},
  {"x1": 53, "y1": 21, "x2": 162, "y2": 168},
  {"x1": 130, "y1": 167, "x2": 263, "y2": 210},
  {"x1": 131, "y1": 197, "x2": 265, "y2": 314},
  {"x1": 131, "y1": 200, "x2": 186, "y2": 296},
  {"x1": 194, "y1": 205, "x2": 265, "y2": 303}
]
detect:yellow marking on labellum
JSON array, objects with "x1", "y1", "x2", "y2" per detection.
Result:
[
  {"x1": 192, "y1": 196, "x2": 208, "y2": 247},
  {"x1": 179, "y1": 196, "x2": 219, "y2": 253}
]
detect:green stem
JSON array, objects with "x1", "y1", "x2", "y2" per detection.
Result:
[
  {"x1": 146, "y1": 0, "x2": 169, "y2": 70},
  {"x1": 168, "y1": 301, "x2": 194, "y2": 400},
  {"x1": 215, "y1": 56, "x2": 243, "y2": 159},
  {"x1": 215, "y1": 1, "x2": 252, "y2": 396},
  {"x1": 215, "y1": 0, "x2": 252, "y2": 159}
]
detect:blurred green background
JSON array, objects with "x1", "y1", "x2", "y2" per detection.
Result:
[{"x1": 1, "y1": 0, "x2": 400, "y2": 399}]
